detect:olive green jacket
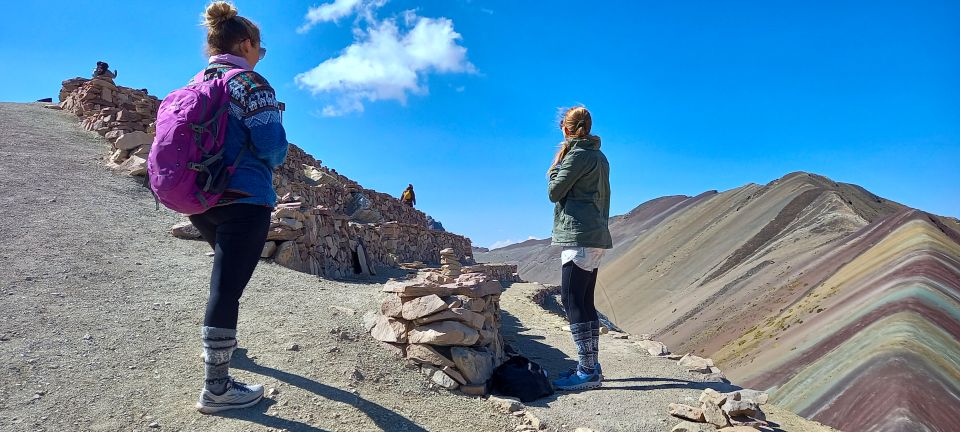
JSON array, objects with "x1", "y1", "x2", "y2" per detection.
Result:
[{"x1": 548, "y1": 136, "x2": 612, "y2": 249}]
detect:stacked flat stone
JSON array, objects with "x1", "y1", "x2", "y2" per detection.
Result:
[
  {"x1": 440, "y1": 248, "x2": 462, "y2": 277},
  {"x1": 369, "y1": 264, "x2": 507, "y2": 394},
  {"x1": 462, "y1": 263, "x2": 522, "y2": 283},
  {"x1": 58, "y1": 76, "x2": 160, "y2": 177}
]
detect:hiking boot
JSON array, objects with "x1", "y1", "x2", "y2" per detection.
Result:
[
  {"x1": 560, "y1": 362, "x2": 603, "y2": 380},
  {"x1": 552, "y1": 368, "x2": 602, "y2": 391},
  {"x1": 196, "y1": 377, "x2": 264, "y2": 414}
]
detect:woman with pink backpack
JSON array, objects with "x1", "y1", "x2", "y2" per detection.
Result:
[{"x1": 153, "y1": 2, "x2": 288, "y2": 413}]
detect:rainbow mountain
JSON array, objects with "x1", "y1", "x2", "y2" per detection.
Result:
[{"x1": 478, "y1": 172, "x2": 960, "y2": 432}]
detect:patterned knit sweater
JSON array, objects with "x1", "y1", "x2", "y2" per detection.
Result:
[{"x1": 193, "y1": 54, "x2": 289, "y2": 208}]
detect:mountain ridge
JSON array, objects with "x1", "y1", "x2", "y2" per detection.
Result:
[{"x1": 478, "y1": 171, "x2": 960, "y2": 432}]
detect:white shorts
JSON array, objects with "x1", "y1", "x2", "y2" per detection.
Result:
[{"x1": 560, "y1": 247, "x2": 605, "y2": 271}]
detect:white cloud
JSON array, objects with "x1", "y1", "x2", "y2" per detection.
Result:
[
  {"x1": 298, "y1": 0, "x2": 364, "y2": 33},
  {"x1": 294, "y1": 6, "x2": 475, "y2": 116}
]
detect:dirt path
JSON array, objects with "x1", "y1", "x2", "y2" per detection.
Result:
[
  {"x1": 0, "y1": 103, "x2": 515, "y2": 432},
  {"x1": 500, "y1": 282, "x2": 836, "y2": 432}
]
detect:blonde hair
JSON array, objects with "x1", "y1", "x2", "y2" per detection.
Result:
[
  {"x1": 203, "y1": 2, "x2": 261, "y2": 56},
  {"x1": 548, "y1": 106, "x2": 593, "y2": 174}
]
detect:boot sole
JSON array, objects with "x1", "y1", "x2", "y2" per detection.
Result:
[{"x1": 196, "y1": 394, "x2": 263, "y2": 414}]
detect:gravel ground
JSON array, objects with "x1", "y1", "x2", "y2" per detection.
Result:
[{"x1": 0, "y1": 103, "x2": 515, "y2": 432}]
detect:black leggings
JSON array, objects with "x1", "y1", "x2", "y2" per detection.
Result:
[
  {"x1": 560, "y1": 261, "x2": 599, "y2": 324},
  {"x1": 189, "y1": 204, "x2": 272, "y2": 329}
]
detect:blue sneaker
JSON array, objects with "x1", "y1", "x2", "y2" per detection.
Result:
[
  {"x1": 552, "y1": 368, "x2": 602, "y2": 391},
  {"x1": 560, "y1": 363, "x2": 603, "y2": 380}
]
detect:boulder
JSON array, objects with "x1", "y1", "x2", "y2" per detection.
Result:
[
  {"x1": 669, "y1": 403, "x2": 705, "y2": 422},
  {"x1": 369, "y1": 316, "x2": 409, "y2": 343},
  {"x1": 170, "y1": 221, "x2": 201, "y2": 239},
  {"x1": 421, "y1": 364, "x2": 459, "y2": 390},
  {"x1": 699, "y1": 389, "x2": 730, "y2": 428},
  {"x1": 273, "y1": 241, "x2": 303, "y2": 271},
  {"x1": 678, "y1": 354, "x2": 714, "y2": 373},
  {"x1": 108, "y1": 148, "x2": 128, "y2": 165},
  {"x1": 116, "y1": 155, "x2": 146, "y2": 176},
  {"x1": 441, "y1": 366, "x2": 467, "y2": 385},
  {"x1": 414, "y1": 308, "x2": 485, "y2": 329},
  {"x1": 380, "y1": 294, "x2": 403, "y2": 318},
  {"x1": 636, "y1": 340, "x2": 669, "y2": 356},
  {"x1": 699, "y1": 388, "x2": 727, "y2": 406},
  {"x1": 721, "y1": 397, "x2": 760, "y2": 418},
  {"x1": 114, "y1": 131, "x2": 153, "y2": 151},
  {"x1": 407, "y1": 321, "x2": 479, "y2": 346},
  {"x1": 401, "y1": 294, "x2": 447, "y2": 320},
  {"x1": 266, "y1": 225, "x2": 301, "y2": 241},
  {"x1": 451, "y1": 347, "x2": 495, "y2": 385},
  {"x1": 728, "y1": 389, "x2": 769, "y2": 405},
  {"x1": 406, "y1": 344, "x2": 455, "y2": 368},
  {"x1": 488, "y1": 395, "x2": 524, "y2": 413},
  {"x1": 260, "y1": 241, "x2": 277, "y2": 258}
]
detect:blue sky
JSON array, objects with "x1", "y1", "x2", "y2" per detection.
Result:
[{"x1": 2, "y1": 1, "x2": 958, "y2": 248}]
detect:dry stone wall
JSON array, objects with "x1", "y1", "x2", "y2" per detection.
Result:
[
  {"x1": 58, "y1": 76, "x2": 160, "y2": 176},
  {"x1": 58, "y1": 73, "x2": 474, "y2": 279}
]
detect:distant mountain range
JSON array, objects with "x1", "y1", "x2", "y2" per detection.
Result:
[{"x1": 477, "y1": 172, "x2": 960, "y2": 432}]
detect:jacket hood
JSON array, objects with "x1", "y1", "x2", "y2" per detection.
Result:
[{"x1": 567, "y1": 135, "x2": 601, "y2": 150}]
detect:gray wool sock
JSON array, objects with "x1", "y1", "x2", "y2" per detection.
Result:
[
  {"x1": 201, "y1": 326, "x2": 237, "y2": 395},
  {"x1": 570, "y1": 322, "x2": 596, "y2": 374},
  {"x1": 592, "y1": 320, "x2": 601, "y2": 364}
]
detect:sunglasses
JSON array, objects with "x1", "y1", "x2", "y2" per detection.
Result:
[{"x1": 241, "y1": 38, "x2": 267, "y2": 60}]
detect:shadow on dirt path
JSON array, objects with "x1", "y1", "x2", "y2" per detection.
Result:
[{"x1": 233, "y1": 349, "x2": 428, "y2": 432}]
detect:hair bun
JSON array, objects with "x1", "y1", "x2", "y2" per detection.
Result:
[{"x1": 204, "y1": 1, "x2": 238, "y2": 29}]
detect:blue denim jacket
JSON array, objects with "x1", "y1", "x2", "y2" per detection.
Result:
[{"x1": 195, "y1": 54, "x2": 289, "y2": 208}]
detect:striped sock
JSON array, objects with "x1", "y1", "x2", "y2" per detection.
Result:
[
  {"x1": 201, "y1": 326, "x2": 237, "y2": 395},
  {"x1": 591, "y1": 320, "x2": 601, "y2": 364},
  {"x1": 570, "y1": 322, "x2": 596, "y2": 374}
]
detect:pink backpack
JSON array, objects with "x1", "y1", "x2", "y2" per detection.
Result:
[{"x1": 147, "y1": 68, "x2": 247, "y2": 215}]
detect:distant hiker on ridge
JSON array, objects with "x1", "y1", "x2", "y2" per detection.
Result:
[
  {"x1": 156, "y1": 2, "x2": 288, "y2": 414},
  {"x1": 92, "y1": 61, "x2": 117, "y2": 79},
  {"x1": 401, "y1": 183, "x2": 417, "y2": 207},
  {"x1": 546, "y1": 106, "x2": 612, "y2": 391}
]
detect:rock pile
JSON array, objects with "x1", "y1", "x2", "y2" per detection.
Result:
[
  {"x1": 669, "y1": 388, "x2": 770, "y2": 431},
  {"x1": 440, "y1": 248, "x2": 462, "y2": 277},
  {"x1": 367, "y1": 265, "x2": 507, "y2": 394},
  {"x1": 58, "y1": 76, "x2": 160, "y2": 177}
]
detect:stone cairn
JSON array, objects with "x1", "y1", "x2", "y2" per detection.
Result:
[
  {"x1": 440, "y1": 248, "x2": 462, "y2": 277},
  {"x1": 366, "y1": 258, "x2": 507, "y2": 395},
  {"x1": 57, "y1": 74, "x2": 160, "y2": 177}
]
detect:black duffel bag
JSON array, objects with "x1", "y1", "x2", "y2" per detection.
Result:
[{"x1": 490, "y1": 355, "x2": 554, "y2": 402}]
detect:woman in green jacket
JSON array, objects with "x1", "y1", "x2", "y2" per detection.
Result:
[{"x1": 547, "y1": 106, "x2": 612, "y2": 391}]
